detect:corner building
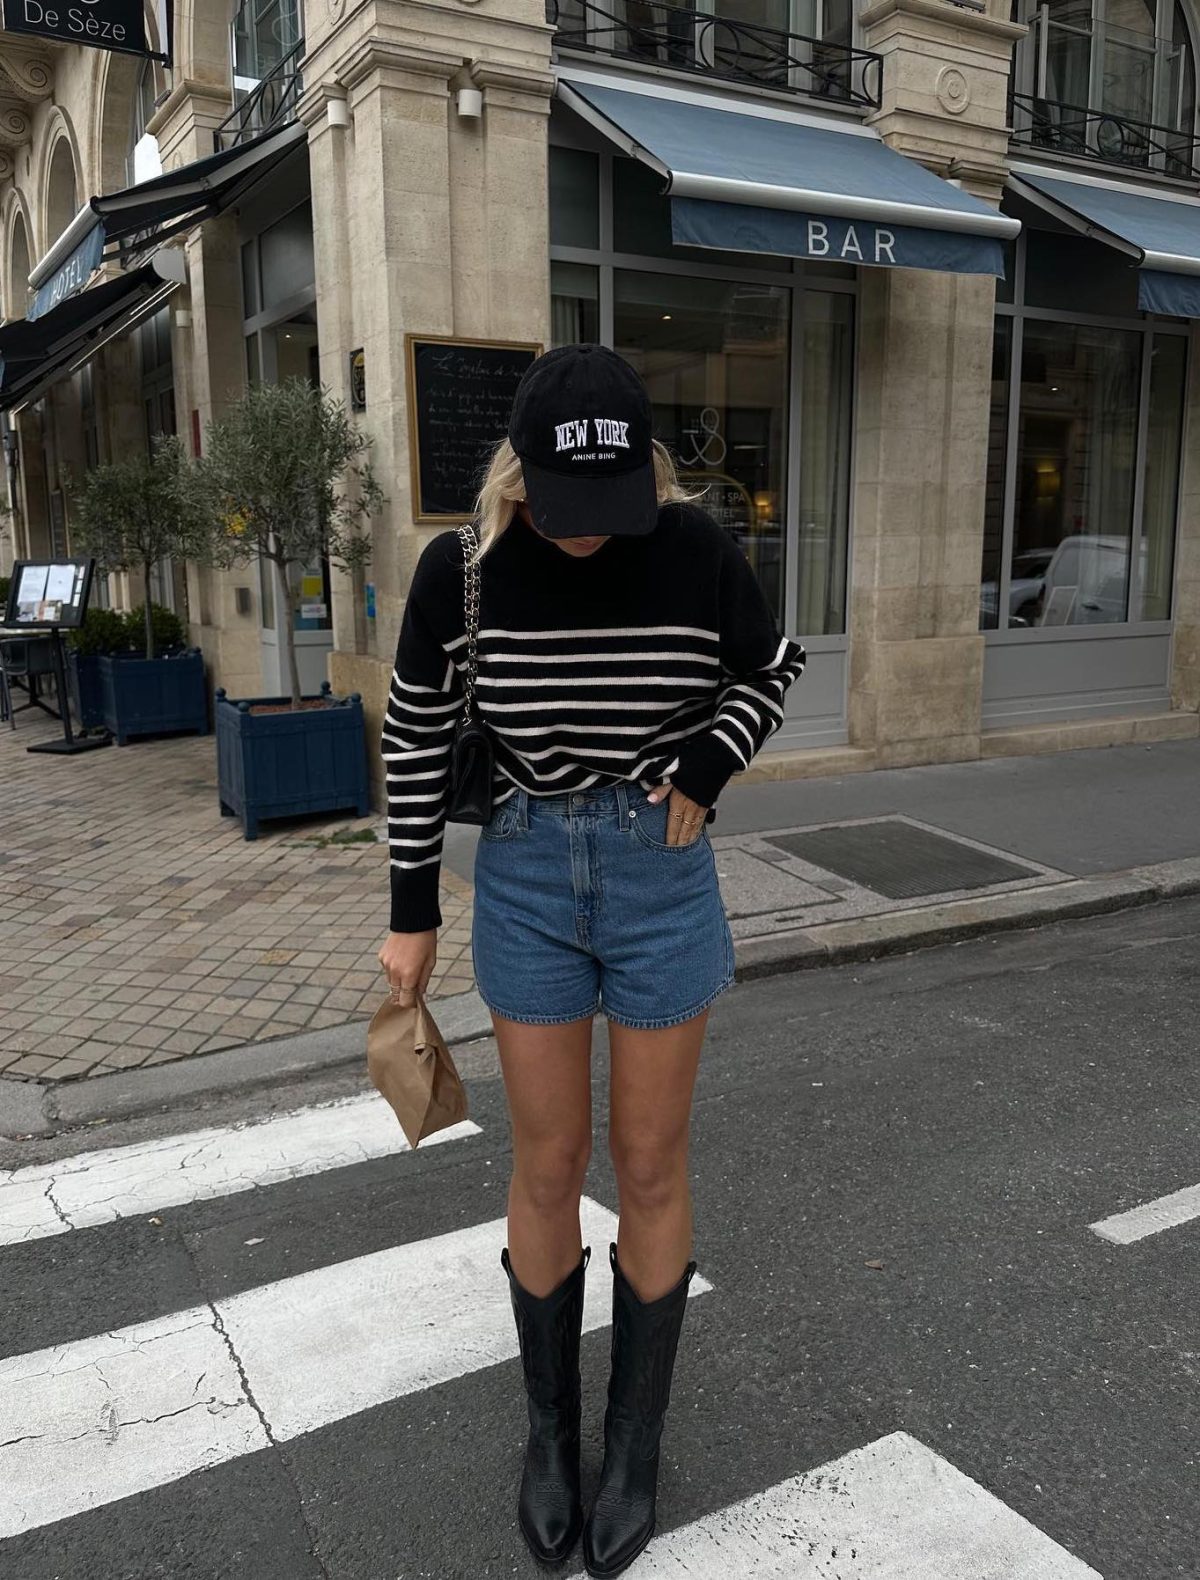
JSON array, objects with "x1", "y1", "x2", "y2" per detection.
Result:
[{"x1": 2, "y1": 0, "x2": 1198, "y2": 806}]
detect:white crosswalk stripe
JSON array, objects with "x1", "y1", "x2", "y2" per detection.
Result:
[
  {"x1": 1089, "y1": 1179, "x2": 1200, "y2": 1244},
  {"x1": 0, "y1": 1092, "x2": 479, "y2": 1248},
  {"x1": 1, "y1": 1196, "x2": 691, "y2": 1537},
  {"x1": 0, "y1": 1101, "x2": 1100, "y2": 1574},
  {"x1": 567, "y1": 1432, "x2": 1101, "y2": 1579}
]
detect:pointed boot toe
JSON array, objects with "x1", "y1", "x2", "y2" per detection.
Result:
[
  {"x1": 503, "y1": 1244, "x2": 591, "y2": 1566},
  {"x1": 582, "y1": 1243, "x2": 697, "y2": 1580}
]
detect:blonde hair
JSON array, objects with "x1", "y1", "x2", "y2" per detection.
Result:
[{"x1": 469, "y1": 436, "x2": 706, "y2": 564}]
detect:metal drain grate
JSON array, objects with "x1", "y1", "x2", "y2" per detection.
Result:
[{"x1": 766, "y1": 819, "x2": 1039, "y2": 899}]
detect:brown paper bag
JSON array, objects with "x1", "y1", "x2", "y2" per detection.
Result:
[{"x1": 367, "y1": 990, "x2": 468, "y2": 1148}]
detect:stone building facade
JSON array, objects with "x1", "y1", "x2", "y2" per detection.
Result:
[{"x1": 2, "y1": 0, "x2": 1198, "y2": 805}]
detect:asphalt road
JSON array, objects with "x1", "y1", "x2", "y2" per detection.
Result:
[{"x1": 3, "y1": 896, "x2": 1199, "y2": 1578}]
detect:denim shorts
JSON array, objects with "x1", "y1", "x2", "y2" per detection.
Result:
[{"x1": 471, "y1": 780, "x2": 735, "y2": 1030}]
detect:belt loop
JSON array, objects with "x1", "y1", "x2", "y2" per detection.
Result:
[
  {"x1": 516, "y1": 787, "x2": 529, "y2": 831},
  {"x1": 615, "y1": 780, "x2": 630, "y2": 831}
]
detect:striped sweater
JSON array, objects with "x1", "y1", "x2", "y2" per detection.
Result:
[{"x1": 382, "y1": 503, "x2": 806, "y2": 933}]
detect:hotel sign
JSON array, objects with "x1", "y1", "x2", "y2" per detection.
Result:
[
  {"x1": 2, "y1": 0, "x2": 169, "y2": 61},
  {"x1": 29, "y1": 223, "x2": 104, "y2": 321}
]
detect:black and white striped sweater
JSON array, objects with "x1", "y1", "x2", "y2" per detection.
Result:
[{"x1": 382, "y1": 503, "x2": 806, "y2": 932}]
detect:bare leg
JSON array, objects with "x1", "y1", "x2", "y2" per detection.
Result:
[
  {"x1": 607, "y1": 1008, "x2": 708, "y2": 1301},
  {"x1": 495, "y1": 1010, "x2": 595, "y2": 1297}
]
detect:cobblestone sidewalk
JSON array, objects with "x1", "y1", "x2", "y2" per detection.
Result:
[{"x1": 0, "y1": 713, "x2": 474, "y2": 1083}]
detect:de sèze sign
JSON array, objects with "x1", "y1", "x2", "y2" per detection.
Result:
[{"x1": 2, "y1": 0, "x2": 155, "y2": 58}]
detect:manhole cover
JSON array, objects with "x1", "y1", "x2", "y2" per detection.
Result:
[{"x1": 766, "y1": 819, "x2": 1039, "y2": 899}]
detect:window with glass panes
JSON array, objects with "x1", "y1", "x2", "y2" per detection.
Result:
[{"x1": 980, "y1": 226, "x2": 1187, "y2": 630}]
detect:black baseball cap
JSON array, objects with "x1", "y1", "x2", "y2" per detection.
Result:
[{"x1": 508, "y1": 344, "x2": 658, "y2": 539}]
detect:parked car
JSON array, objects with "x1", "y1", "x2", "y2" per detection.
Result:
[{"x1": 981, "y1": 537, "x2": 1143, "y2": 627}]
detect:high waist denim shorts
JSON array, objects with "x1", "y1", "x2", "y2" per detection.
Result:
[{"x1": 471, "y1": 780, "x2": 735, "y2": 1030}]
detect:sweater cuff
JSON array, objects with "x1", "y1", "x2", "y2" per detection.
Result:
[
  {"x1": 669, "y1": 732, "x2": 744, "y2": 809},
  {"x1": 389, "y1": 863, "x2": 443, "y2": 934}
]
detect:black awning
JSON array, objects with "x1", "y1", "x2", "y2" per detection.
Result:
[
  {"x1": 95, "y1": 119, "x2": 308, "y2": 247},
  {"x1": 0, "y1": 254, "x2": 184, "y2": 411},
  {"x1": 27, "y1": 118, "x2": 307, "y2": 318}
]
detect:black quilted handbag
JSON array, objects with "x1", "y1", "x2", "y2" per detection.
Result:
[{"x1": 445, "y1": 522, "x2": 495, "y2": 825}]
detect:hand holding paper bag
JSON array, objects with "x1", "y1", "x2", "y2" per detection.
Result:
[{"x1": 367, "y1": 989, "x2": 468, "y2": 1148}]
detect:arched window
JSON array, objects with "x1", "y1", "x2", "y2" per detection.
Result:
[
  {"x1": 44, "y1": 137, "x2": 78, "y2": 249},
  {"x1": 9, "y1": 211, "x2": 31, "y2": 320},
  {"x1": 1013, "y1": 0, "x2": 1199, "y2": 176}
]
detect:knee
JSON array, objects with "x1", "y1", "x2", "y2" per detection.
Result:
[
  {"x1": 514, "y1": 1138, "x2": 591, "y2": 1215},
  {"x1": 609, "y1": 1136, "x2": 685, "y2": 1211}
]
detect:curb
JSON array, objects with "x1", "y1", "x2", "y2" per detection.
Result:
[
  {"x1": 0, "y1": 989, "x2": 495, "y2": 1140},
  {"x1": 4, "y1": 858, "x2": 1200, "y2": 1139}
]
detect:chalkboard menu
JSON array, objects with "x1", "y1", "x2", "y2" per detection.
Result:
[{"x1": 405, "y1": 335, "x2": 542, "y2": 523}]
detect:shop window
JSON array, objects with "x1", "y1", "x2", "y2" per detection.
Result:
[
  {"x1": 615, "y1": 270, "x2": 792, "y2": 622},
  {"x1": 550, "y1": 147, "x2": 599, "y2": 248},
  {"x1": 551, "y1": 262, "x2": 600, "y2": 343},
  {"x1": 1139, "y1": 333, "x2": 1187, "y2": 620},
  {"x1": 259, "y1": 201, "x2": 315, "y2": 312},
  {"x1": 797, "y1": 290, "x2": 853, "y2": 636},
  {"x1": 981, "y1": 229, "x2": 1188, "y2": 631}
]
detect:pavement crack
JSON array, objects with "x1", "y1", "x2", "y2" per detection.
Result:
[
  {"x1": 41, "y1": 1178, "x2": 72, "y2": 1231},
  {"x1": 206, "y1": 1301, "x2": 333, "y2": 1580}
]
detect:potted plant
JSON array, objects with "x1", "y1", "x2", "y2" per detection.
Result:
[
  {"x1": 199, "y1": 378, "x2": 382, "y2": 839},
  {"x1": 68, "y1": 436, "x2": 216, "y2": 746},
  {"x1": 63, "y1": 606, "x2": 129, "y2": 730}
]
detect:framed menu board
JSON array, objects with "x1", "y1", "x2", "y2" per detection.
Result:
[{"x1": 405, "y1": 335, "x2": 542, "y2": 523}]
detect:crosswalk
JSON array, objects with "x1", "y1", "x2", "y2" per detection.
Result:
[{"x1": 0, "y1": 1090, "x2": 1107, "y2": 1576}]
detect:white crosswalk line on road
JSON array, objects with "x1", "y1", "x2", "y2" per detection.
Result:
[
  {"x1": 0, "y1": 1093, "x2": 480, "y2": 1248},
  {"x1": 0, "y1": 1195, "x2": 708, "y2": 1537},
  {"x1": 568, "y1": 1431, "x2": 1101, "y2": 1579},
  {"x1": 1089, "y1": 1180, "x2": 1200, "y2": 1244}
]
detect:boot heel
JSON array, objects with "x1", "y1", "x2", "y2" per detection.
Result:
[
  {"x1": 582, "y1": 1242, "x2": 697, "y2": 1580},
  {"x1": 502, "y1": 1243, "x2": 591, "y2": 1566}
]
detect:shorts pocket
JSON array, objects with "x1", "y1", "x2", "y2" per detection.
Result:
[
  {"x1": 478, "y1": 796, "x2": 521, "y2": 843},
  {"x1": 630, "y1": 797, "x2": 710, "y2": 855}
]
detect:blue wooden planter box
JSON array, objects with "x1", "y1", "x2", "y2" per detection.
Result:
[
  {"x1": 67, "y1": 650, "x2": 105, "y2": 731},
  {"x1": 99, "y1": 648, "x2": 210, "y2": 746},
  {"x1": 215, "y1": 683, "x2": 369, "y2": 840}
]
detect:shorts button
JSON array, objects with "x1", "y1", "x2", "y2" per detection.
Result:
[{"x1": 572, "y1": 794, "x2": 585, "y2": 806}]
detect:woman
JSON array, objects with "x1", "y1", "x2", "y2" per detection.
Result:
[{"x1": 379, "y1": 345, "x2": 805, "y2": 1577}]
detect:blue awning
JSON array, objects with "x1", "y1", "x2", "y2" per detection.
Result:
[
  {"x1": 1010, "y1": 166, "x2": 1200, "y2": 316},
  {"x1": 557, "y1": 74, "x2": 1018, "y2": 278}
]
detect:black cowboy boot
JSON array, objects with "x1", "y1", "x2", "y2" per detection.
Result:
[
  {"x1": 501, "y1": 1242, "x2": 591, "y2": 1566},
  {"x1": 582, "y1": 1241, "x2": 697, "y2": 1579}
]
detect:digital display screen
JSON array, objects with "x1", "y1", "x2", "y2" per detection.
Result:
[{"x1": 5, "y1": 559, "x2": 94, "y2": 629}]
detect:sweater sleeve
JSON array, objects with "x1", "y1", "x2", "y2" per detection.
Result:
[
  {"x1": 668, "y1": 527, "x2": 806, "y2": 809},
  {"x1": 381, "y1": 535, "x2": 466, "y2": 933}
]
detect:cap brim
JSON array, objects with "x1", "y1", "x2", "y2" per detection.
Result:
[{"x1": 520, "y1": 457, "x2": 659, "y2": 538}]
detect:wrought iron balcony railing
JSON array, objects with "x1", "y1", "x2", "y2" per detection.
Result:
[
  {"x1": 548, "y1": 0, "x2": 883, "y2": 111},
  {"x1": 215, "y1": 38, "x2": 305, "y2": 152},
  {"x1": 1009, "y1": 88, "x2": 1200, "y2": 182}
]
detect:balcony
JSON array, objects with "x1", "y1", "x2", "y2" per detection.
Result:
[
  {"x1": 1009, "y1": 88, "x2": 1200, "y2": 180},
  {"x1": 547, "y1": 0, "x2": 884, "y2": 111},
  {"x1": 1009, "y1": 3, "x2": 1200, "y2": 182},
  {"x1": 214, "y1": 37, "x2": 305, "y2": 152}
]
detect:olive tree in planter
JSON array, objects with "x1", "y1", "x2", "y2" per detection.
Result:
[
  {"x1": 199, "y1": 378, "x2": 382, "y2": 839},
  {"x1": 68, "y1": 436, "x2": 217, "y2": 746}
]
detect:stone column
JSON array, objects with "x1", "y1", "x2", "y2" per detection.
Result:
[
  {"x1": 297, "y1": 3, "x2": 553, "y2": 802},
  {"x1": 850, "y1": 0, "x2": 1023, "y2": 764}
]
